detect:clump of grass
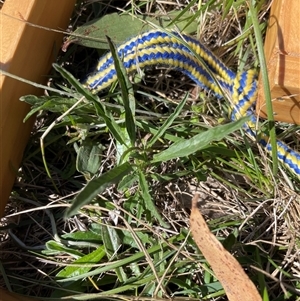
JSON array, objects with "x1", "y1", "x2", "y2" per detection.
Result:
[{"x1": 1, "y1": 0, "x2": 300, "y2": 300}]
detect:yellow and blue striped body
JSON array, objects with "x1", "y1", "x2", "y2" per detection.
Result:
[{"x1": 83, "y1": 30, "x2": 300, "y2": 176}]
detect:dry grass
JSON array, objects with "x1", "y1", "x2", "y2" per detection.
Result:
[{"x1": 1, "y1": 0, "x2": 300, "y2": 300}]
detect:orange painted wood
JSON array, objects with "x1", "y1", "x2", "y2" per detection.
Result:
[
  {"x1": 256, "y1": 0, "x2": 300, "y2": 124},
  {"x1": 0, "y1": 1, "x2": 75, "y2": 299},
  {"x1": 0, "y1": 0, "x2": 76, "y2": 216}
]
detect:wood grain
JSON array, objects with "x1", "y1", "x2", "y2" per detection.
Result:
[
  {"x1": 0, "y1": 0, "x2": 76, "y2": 214},
  {"x1": 256, "y1": 0, "x2": 300, "y2": 124},
  {"x1": 0, "y1": 0, "x2": 75, "y2": 300}
]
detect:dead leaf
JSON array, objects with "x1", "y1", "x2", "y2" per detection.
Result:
[{"x1": 190, "y1": 193, "x2": 262, "y2": 301}]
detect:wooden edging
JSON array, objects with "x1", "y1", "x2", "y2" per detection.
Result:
[
  {"x1": 0, "y1": 0, "x2": 75, "y2": 300},
  {"x1": 256, "y1": 0, "x2": 300, "y2": 124},
  {"x1": 0, "y1": 0, "x2": 76, "y2": 213}
]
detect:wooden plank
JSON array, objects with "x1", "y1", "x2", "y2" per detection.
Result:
[
  {"x1": 0, "y1": 0, "x2": 76, "y2": 216},
  {"x1": 256, "y1": 0, "x2": 300, "y2": 124},
  {"x1": 0, "y1": 1, "x2": 75, "y2": 299}
]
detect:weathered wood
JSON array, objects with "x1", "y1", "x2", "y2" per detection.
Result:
[
  {"x1": 256, "y1": 0, "x2": 300, "y2": 124},
  {"x1": 0, "y1": 0, "x2": 76, "y2": 214},
  {"x1": 0, "y1": 0, "x2": 75, "y2": 300}
]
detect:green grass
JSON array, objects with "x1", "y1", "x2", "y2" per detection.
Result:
[{"x1": 1, "y1": 0, "x2": 300, "y2": 300}]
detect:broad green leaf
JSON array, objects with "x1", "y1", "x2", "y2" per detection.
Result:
[
  {"x1": 68, "y1": 11, "x2": 197, "y2": 50},
  {"x1": 56, "y1": 246, "x2": 106, "y2": 278},
  {"x1": 202, "y1": 145, "x2": 238, "y2": 157},
  {"x1": 76, "y1": 139, "x2": 104, "y2": 178},
  {"x1": 65, "y1": 162, "x2": 133, "y2": 217},
  {"x1": 42, "y1": 240, "x2": 83, "y2": 258},
  {"x1": 61, "y1": 231, "x2": 102, "y2": 243},
  {"x1": 152, "y1": 117, "x2": 249, "y2": 163}
]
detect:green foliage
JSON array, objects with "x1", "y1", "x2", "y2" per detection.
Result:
[
  {"x1": 68, "y1": 11, "x2": 198, "y2": 50},
  {"x1": 10, "y1": 1, "x2": 299, "y2": 300}
]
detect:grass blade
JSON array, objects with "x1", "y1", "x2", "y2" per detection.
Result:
[
  {"x1": 57, "y1": 232, "x2": 185, "y2": 282},
  {"x1": 56, "y1": 246, "x2": 106, "y2": 278},
  {"x1": 138, "y1": 171, "x2": 170, "y2": 228},
  {"x1": 153, "y1": 116, "x2": 249, "y2": 163},
  {"x1": 148, "y1": 93, "x2": 188, "y2": 148},
  {"x1": 249, "y1": 3, "x2": 278, "y2": 175},
  {"x1": 106, "y1": 35, "x2": 136, "y2": 146},
  {"x1": 65, "y1": 162, "x2": 133, "y2": 217},
  {"x1": 52, "y1": 63, "x2": 126, "y2": 145}
]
